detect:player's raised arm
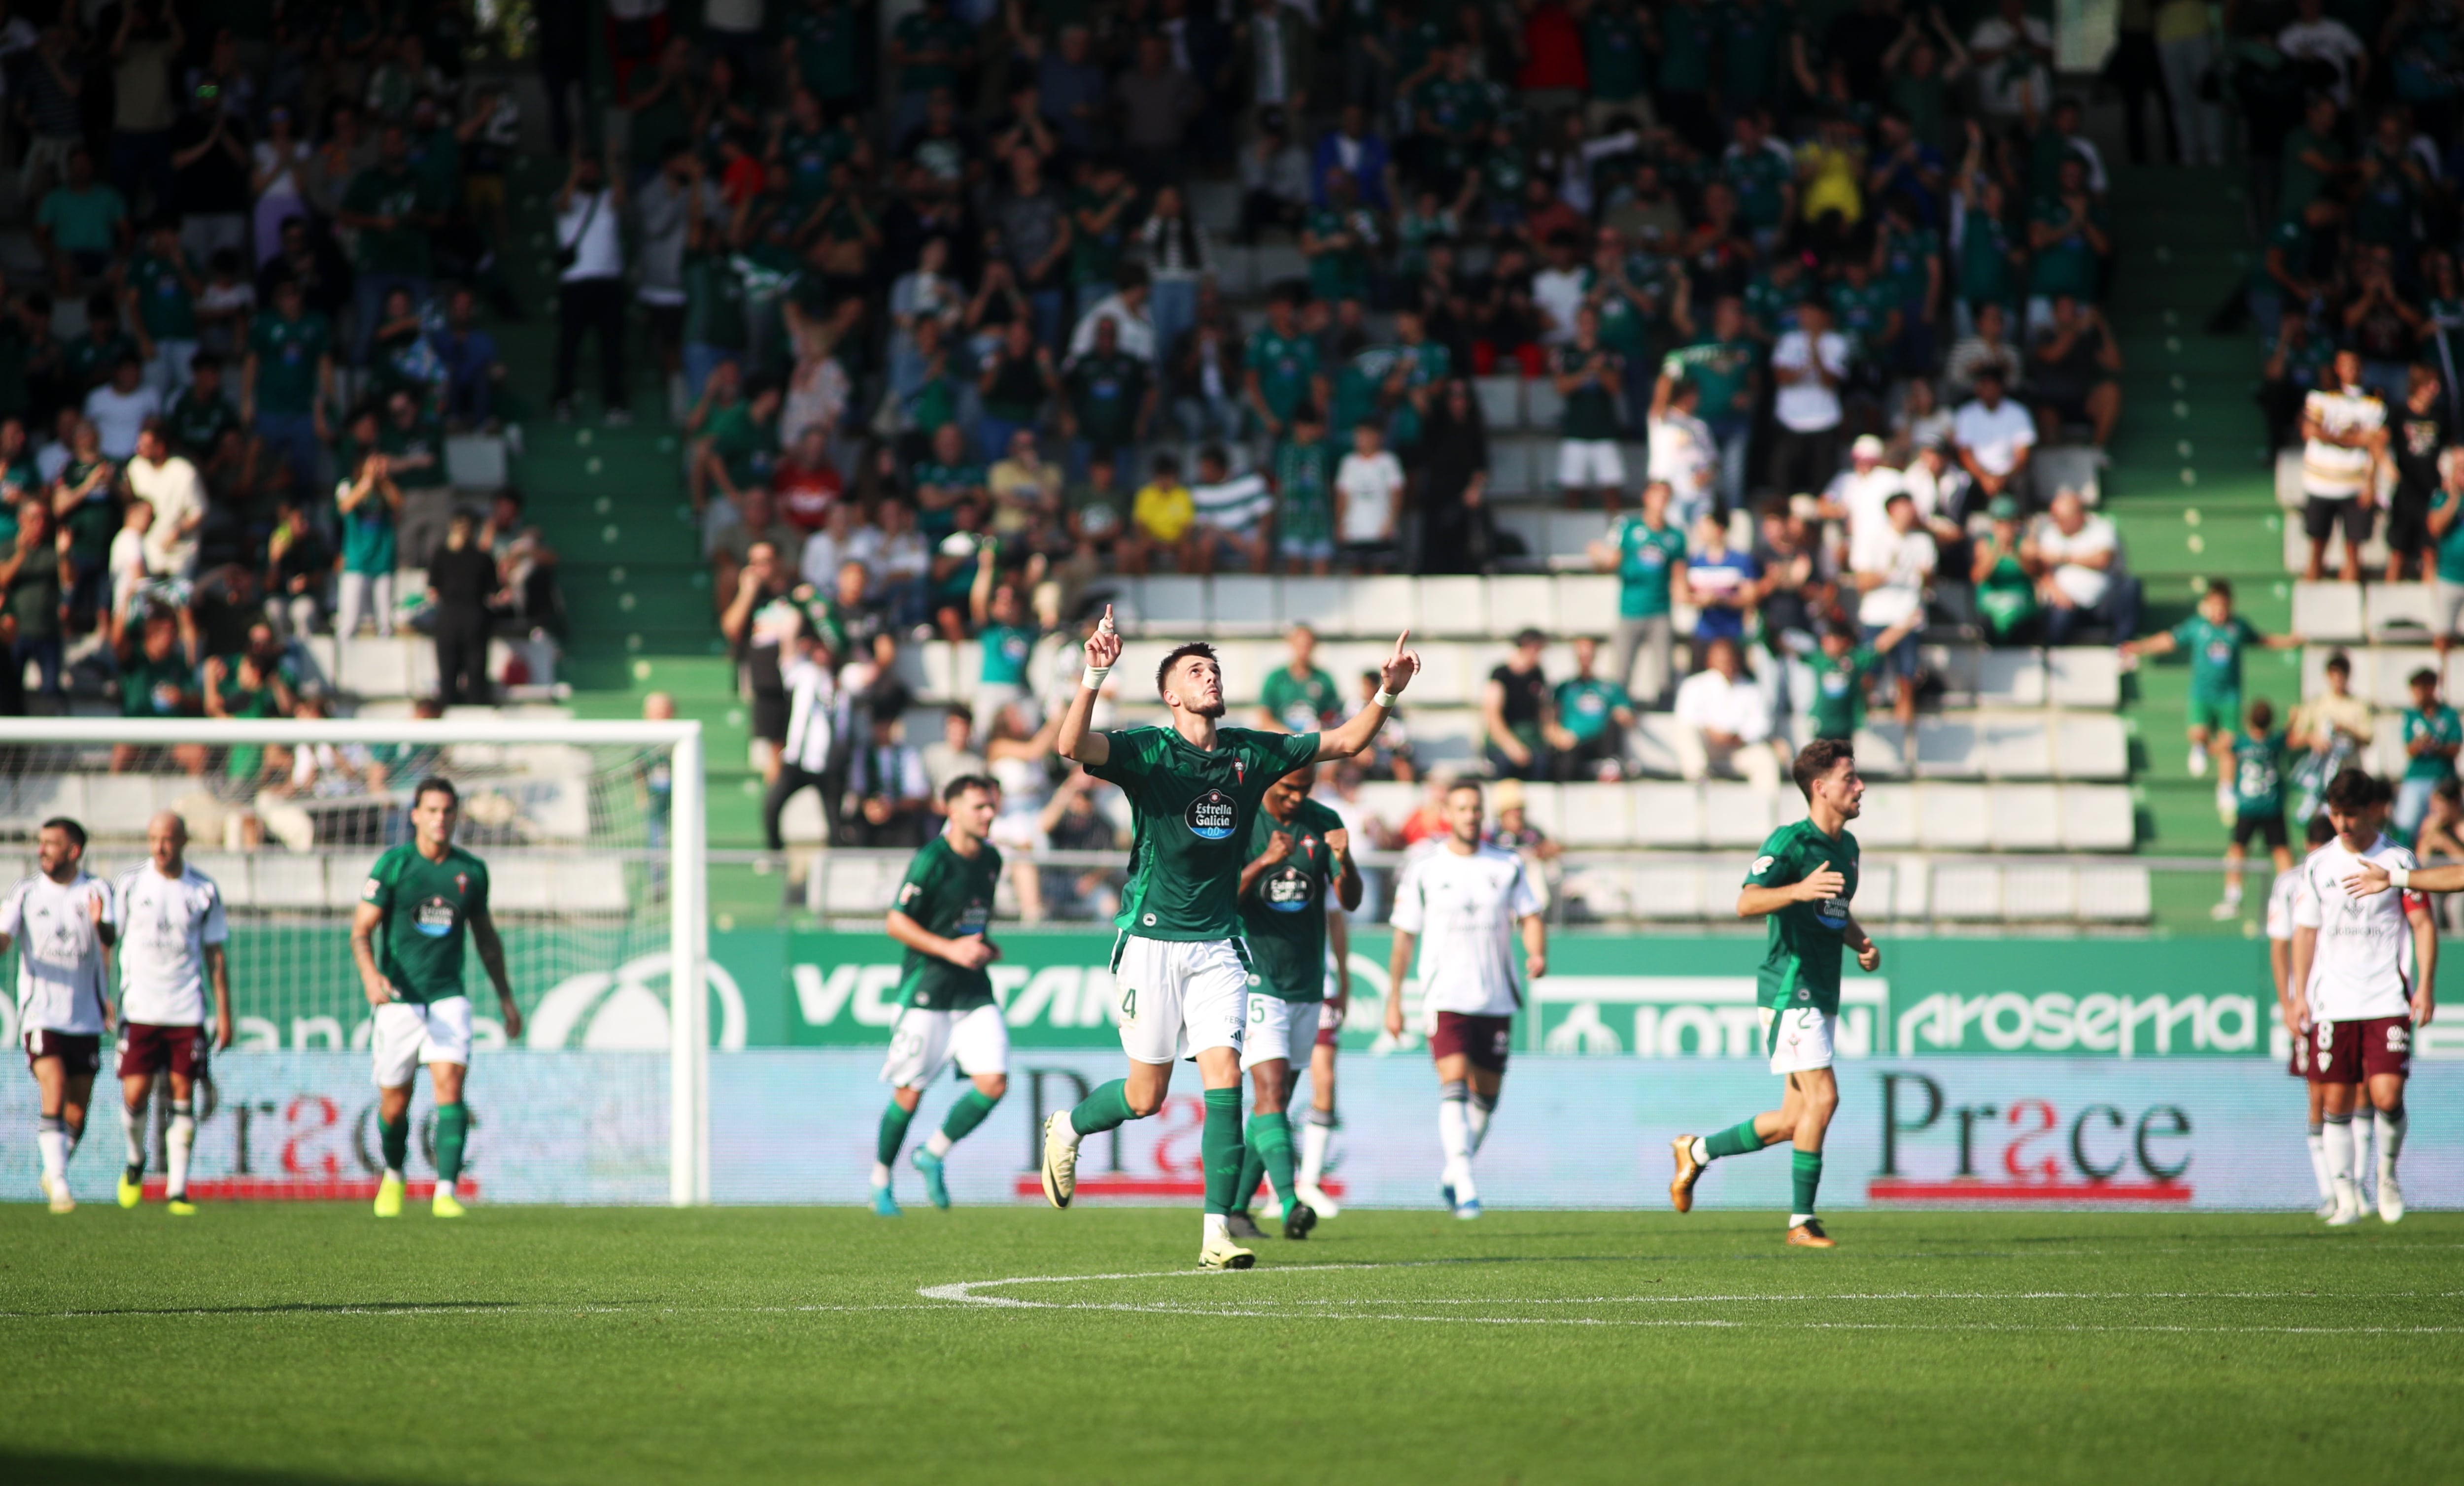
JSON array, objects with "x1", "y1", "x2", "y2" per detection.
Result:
[
  {"x1": 2344, "y1": 859, "x2": 2464, "y2": 897},
  {"x1": 467, "y1": 902, "x2": 522, "y2": 1041},
  {"x1": 1738, "y1": 860, "x2": 1845, "y2": 919},
  {"x1": 1314, "y1": 631, "x2": 1422, "y2": 762},
  {"x1": 1056, "y1": 606, "x2": 1119, "y2": 767}
]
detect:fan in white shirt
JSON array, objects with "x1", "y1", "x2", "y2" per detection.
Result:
[
  {"x1": 1335, "y1": 425, "x2": 1405, "y2": 552},
  {"x1": 2294, "y1": 773, "x2": 2434, "y2": 1225},
  {"x1": 110, "y1": 813, "x2": 232, "y2": 1213},
  {"x1": 0, "y1": 817, "x2": 118, "y2": 1212},
  {"x1": 1384, "y1": 779, "x2": 1545, "y2": 1218}
]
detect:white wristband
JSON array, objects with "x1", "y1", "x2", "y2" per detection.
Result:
[
  {"x1": 1373, "y1": 688, "x2": 1397, "y2": 708},
  {"x1": 1082, "y1": 665, "x2": 1112, "y2": 692},
  {"x1": 2392, "y1": 866, "x2": 2411, "y2": 890}
]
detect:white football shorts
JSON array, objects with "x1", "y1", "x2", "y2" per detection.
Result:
[
  {"x1": 1111, "y1": 935, "x2": 1248, "y2": 1065},
  {"x1": 1240, "y1": 991, "x2": 1319, "y2": 1072},
  {"x1": 880, "y1": 1003, "x2": 1010, "y2": 1088},
  {"x1": 371, "y1": 995, "x2": 474, "y2": 1087},
  {"x1": 1759, "y1": 1005, "x2": 1836, "y2": 1075}
]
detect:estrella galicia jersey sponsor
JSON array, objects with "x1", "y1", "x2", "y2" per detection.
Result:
[
  {"x1": 1744, "y1": 819, "x2": 1860, "y2": 1014},
  {"x1": 1239, "y1": 798, "x2": 1347, "y2": 1002},
  {"x1": 894, "y1": 835, "x2": 1002, "y2": 1012},
  {"x1": 1086, "y1": 726, "x2": 1321, "y2": 941},
  {"x1": 361, "y1": 844, "x2": 491, "y2": 1004}
]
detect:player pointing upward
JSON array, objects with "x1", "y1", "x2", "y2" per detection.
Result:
[
  {"x1": 1668, "y1": 739, "x2": 1879, "y2": 1247},
  {"x1": 1039, "y1": 608, "x2": 1418, "y2": 1271}
]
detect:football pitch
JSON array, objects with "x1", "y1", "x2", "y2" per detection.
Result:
[{"x1": 3, "y1": 1205, "x2": 2460, "y2": 1484}]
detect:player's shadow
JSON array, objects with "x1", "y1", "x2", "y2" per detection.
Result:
[{"x1": 0, "y1": 1451, "x2": 394, "y2": 1484}]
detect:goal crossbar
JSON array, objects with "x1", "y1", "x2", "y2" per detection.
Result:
[{"x1": 0, "y1": 716, "x2": 712, "y2": 1206}]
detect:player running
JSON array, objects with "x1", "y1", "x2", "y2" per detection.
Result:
[
  {"x1": 2314, "y1": 770, "x2": 2440, "y2": 1224},
  {"x1": 3, "y1": 817, "x2": 116, "y2": 1213},
  {"x1": 352, "y1": 778, "x2": 524, "y2": 1219},
  {"x1": 112, "y1": 813, "x2": 231, "y2": 1215},
  {"x1": 1383, "y1": 778, "x2": 1545, "y2": 1219},
  {"x1": 871, "y1": 774, "x2": 1009, "y2": 1216},
  {"x1": 2269, "y1": 812, "x2": 2341, "y2": 1216},
  {"x1": 1226, "y1": 768, "x2": 1361, "y2": 1240},
  {"x1": 1038, "y1": 610, "x2": 1419, "y2": 1272},
  {"x1": 1669, "y1": 739, "x2": 1879, "y2": 1247}
]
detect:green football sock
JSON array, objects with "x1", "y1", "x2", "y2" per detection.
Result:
[
  {"x1": 1069, "y1": 1079, "x2": 1139, "y2": 1137},
  {"x1": 1705, "y1": 1118, "x2": 1772, "y2": 1161},
  {"x1": 876, "y1": 1101, "x2": 916, "y2": 1166},
  {"x1": 433, "y1": 1104, "x2": 469, "y2": 1183},
  {"x1": 1250, "y1": 1112, "x2": 1296, "y2": 1213},
  {"x1": 1201, "y1": 1088, "x2": 1245, "y2": 1217},
  {"x1": 378, "y1": 1113, "x2": 410, "y2": 1176},
  {"x1": 1235, "y1": 1122, "x2": 1268, "y2": 1213},
  {"x1": 1791, "y1": 1149, "x2": 1824, "y2": 1216},
  {"x1": 938, "y1": 1088, "x2": 999, "y2": 1144}
]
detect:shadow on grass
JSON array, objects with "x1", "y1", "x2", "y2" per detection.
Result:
[{"x1": 0, "y1": 1450, "x2": 400, "y2": 1485}]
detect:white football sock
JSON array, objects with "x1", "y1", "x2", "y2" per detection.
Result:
[
  {"x1": 1438, "y1": 1086, "x2": 1475, "y2": 1203},
  {"x1": 923, "y1": 1129, "x2": 955, "y2": 1158},
  {"x1": 1466, "y1": 1092, "x2": 1495, "y2": 1153},
  {"x1": 1690, "y1": 1136, "x2": 1712, "y2": 1166},
  {"x1": 2306, "y1": 1126, "x2": 2333, "y2": 1202},
  {"x1": 2378, "y1": 1109, "x2": 2408, "y2": 1174},
  {"x1": 2188, "y1": 746, "x2": 2208, "y2": 777},
  {"x1": 1299, "y1": 1114, "x2": 1331, "y2": 1186},
  {"x1": 36, "y1": 1118, "x2": 67, "y2": 1186},
  {"x1": 166, "y1": 1105, "x2": 195, "y2": 1199},
  {"x1": 869, "y1": 1161, "x2": 892, "y2": 1189},
  {"x1": 2321, "y1": 1116, "x2": 2357, "y2": 1204},
  {"x1": 121, "y1": 1101, "x2": 148, "y2": 1173},
  {"x1": 1203, "y1": 1212, "x2": 1230, "y2": 1242}
]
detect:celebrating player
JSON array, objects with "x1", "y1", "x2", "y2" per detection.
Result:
[
  {"x1": 2268, "y1": 812, "x2": 2341, "y2": 1216},
  {"x1": 871, "y1": 774, "x2": 1008, "y2": 1216},
  {"x1": 1227, "y1": 768, "x2": 1361, "y2": 1240},
  {"x1": 1383, "y1": 778, "x2": 1545, "y2": 1219},
  {"x1": 112, "y1": 813, "x2": 231, "y2": 1215},
  {"x1": 1038, "y1": 609, "x2": 1418, "y2": 1272},
  {"x1": 352, "y1": 778, "x2": 524, "y2": 1219},
  {"x1": 2312, "y1": 771, "x2": 2439, "y2": 1223},
  {"x1": 1669, "y1": 739, "x2": 1879, "y2": 1248},
  {"x1": 2, "y1": 817, "x2": 116, "y2": 1213}
]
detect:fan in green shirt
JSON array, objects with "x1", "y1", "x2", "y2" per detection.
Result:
[
  {"x1": 339, "y1": 145, "x2": 441, "y2": 278},
  {"x1": 2217, "y1": 704, "x2": 2296, "y2": 916},
  {"x1": 1244, "y1": 297, "x2": 1325, "y2": 434},
  {"x1": 1586, "y1": 0, "x2": 1653, "y2": 101},
  {"x1": 1599, "y1": 491, "x2": 1689, "y2": 619},
  {"x1": 244, "y1": 302, "x2": 334, "y2": 417},
  {"x1": 125, "y1": 236, "x2": 200, "y2": 343},
  {"x1": 2398, "y1": 668, "x2": 2463, "y2": 841},
  {"x1": 787, "y1": 0, "x2": 864, "y2": 103},
  {"x1": 1064, "y1": 342, "x2": 1149, "y2": 451},
  {"x1": 1273, "y1": 423, "x2": 1337, "y2": 571},
  {"x1": 2026, "y1": 169, "x2": 2107, "y2": 301},
  {"x1": 1654, "y1": 0, "x2": 1714, "y2": 94},
  {"x1": 1229, "y1": 770, "x2": 1361, "y2": 1238},
  {"x1": 164, "y1": 375, "x2": 239, "y2": 459},
  {"x1": 1720, "y1": 126, "x2": 1794, "y2": 232},
  {"x1": 1258, "y1": 625, "x2": 1342, "y2": 734},
  {"x1": 351, "y1": 778, "x2": 520, "y2": 1220},
  {"x1": 1039, "y1": 625, "x2": 1419, "y2": 1270},
  {"x1": 891, "y1": 4, "x2": 972, "y2": 95},
  {"x1": 1302, "y1": 200, "x2": 1373, "y2": 305},
  {"x1": 1551, "y1": 637, "x2": 1635, "y2": 776},
  {"x1": 1668, "y1": 739, "x2": 1876, "y2": 1249},
  {"x1": 870, "y1": 776, "x2": 1010, "y2": 1216},
  {"x1": 1804, "y1": 617, "x2": 1914, "y2": 742},
  {"x1": 2122, "y1": 581, "x2": 2299, "y2": 777}
]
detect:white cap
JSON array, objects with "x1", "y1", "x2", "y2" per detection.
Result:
[{"x1": 1851, "y1": 434, "x2": 1886, "y2": 460}]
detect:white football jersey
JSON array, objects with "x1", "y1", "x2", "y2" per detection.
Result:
[
  {"x1": 2293, "y1": 834, "x2": 2418, "y2": 1022},
  {"x1": 113, "y1": 863, "x2": 229, "y2": 1027},
  {"x1": 1389, "y1": 842, "x2": 1541, "y2": 1019},
  {"x1": 0, "y1": 871, "x2": 115, "y2": 1035},
  {"x1": 2265, "y1": 864, "x2": 2305, "y2": 943}
]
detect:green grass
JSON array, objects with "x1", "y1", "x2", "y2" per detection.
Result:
[{"x1": 2, "y1": 1206, "x2": 2459, "y2": 1483}]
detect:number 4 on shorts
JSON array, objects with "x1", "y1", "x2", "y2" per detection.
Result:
[{"x1": 1121, "y1": 985, "x2": 1136, "y2": 1019}]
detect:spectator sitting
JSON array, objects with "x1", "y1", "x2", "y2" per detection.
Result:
[
  {"x1": 920, "y1": 704, "x2": 986, "y2": 805},
  {"x1": 85, "y1": 356, "x2": 160, "y2": 462},
  {"x1": 911, "y1": 422, "x2": 987, "y2": 541},
  {"x1": 1685, "y1": 513, "x2": 1764, "y2": 657},
  {"x1": 1970, "y1": 496, "x2": 2040, "y2": 644},
  {"x1": 1484, "y1": 778, "x2": 1564, "y2": 905},
  {"x1": 1850, "y1": 490, "x2": 1936, "y2": 764},
  {"x1": 2024, "y1": 295, "x2": 2122, "y2": 449},
  {"x1": 1189, "y1": 444, "x2": 1273, "y2": 575},
  {"x1": 710, "y1": 486, "x2": 805, "y2": 608},
  {"x1": 2029, "y1": 487, "x2": 2141, "y2": 645},
  {"x1": 1067, "y1": 264, "x2": 1156, "y2": 365},
  {"x1": 429, "y1": 285, "x2": 505, "y2": 431},
  {"x1": 1482, "y1": 628, "x2": 1556, "y2": 781},
  {"x1": 774, "y1": 427, "x2": 845, "y2": 534},
  {"x1": 36, "y1": 146, "x2": 129, "y2": 290},
  {"x1": 685, "y1": 361, "x2": 778, "y2": 527},
  {"x1": 1124, "y1": 452, "x2": 1196, "y2": 574},
  {"x1": 1548, "y1": 635, "x2": 1636, "y2": 781},
  {"x1": 1674, "y1": 637, "x2": 1786, "y2": 788},
  {"x1": 1064, "y1": 451, "x2": 1127, "y2": 570},
  {"x1": 2287, "y1": 650, "x2": 2375, "y2": 817},
  {"x1": 264, "y1": 495, "x2": 329, "y2": 639},
  {"x1": 109, "y1": 606, "x2": 205, "y2": 775},
  {"x1": 985, "y1": 428, "x2": 1061, "y2": 542},
  {"x1": 1952, "y1": 366, "x2": 2036, "y2": 505},
  {"x1": 2396, "y1": 666, "x2": 2462, "y2": 841},
  {"x1": 1943, "y1": 300, "x2": 2023, "y2": 403}
]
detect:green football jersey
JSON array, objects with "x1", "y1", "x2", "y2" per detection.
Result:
[
  {"x1": 2168, "y1": 614, "x2": 2258, "y2": 699},
  {"x1": 1806, "y1": 647, "x2": 1877, "y2": 741},
  {"x1": 1087, "y1": 725, "x2": 1322, "y2": 941},
  {"x1": 1240, "y1": 798, "x2": 1346, "y2": 1002},
  {"x1": 2230, "y1": 732, "x2": 2287, "y2": 819},
  {"x1": 1743, "y1": 819, "x2": 1860, "y2": 1014},
  {"x1": 2403, "y1": 706, "x2": 2461, "y2": 783},
  {"x1": 361, "y1": 843, "x2": 491, "y2": 1005},
  {"x1": 893, "y1": 835, "x2": 1003, "y2": 1011},
  {"x1": 1260, "y1": 665, "x2": 1341, "y2": 733}
]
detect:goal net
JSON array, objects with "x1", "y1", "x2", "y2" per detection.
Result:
[{"x1": 0, "y1": 716, "x2": 708, "y2": 1205}]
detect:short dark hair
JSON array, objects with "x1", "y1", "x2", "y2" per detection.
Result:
[
  {"x1": 1156, "y1": 641, "x2": 1219, "y2": 697},
  {"x1": 2204, "y1": 578, "x2": 2233, "y2": 603},
  {"x1": 413, "y1": 777, "x2": 459, "y2": 810},
  {"x1": 1444, "y1": 777, "x2": 1484, "y2": 800},
  {"x1": 2412, "y1": 667, "x2": 2440, "y2": 689},
  {"x1": 2325, "y1": 650, "x2": 2352, "y2": 676},
  {"x1": 1793, "y1": 738, "x2": 1855, "y2": 799},
  {"x1": 2324, "y1": 767, "x2": 2380, "y2": 813},
  {"x1": 40, "y1": 816, "x2": 85, "y2": 849},
  {"x1": 2305, "y1": 812, "x2": 2339, "y2": 846},
  {"x1": 942, "y1": 772, "x2": 998, "y2": 804},
  {"x1": 2248, "y1": 698, "x2": 2274, "y2": 731}
]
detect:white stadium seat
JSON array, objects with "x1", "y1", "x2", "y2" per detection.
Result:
[
  {"x1": 1701, "y1": 783, "x2": 1776, "y2": 847},
  {"x1": 2046, "y1": 647, "x2": 2121, "y2": 708},
  {"x1": 1853, "y1": 784, "x2": 1919, "y2": 848},
  {"x1": 1629, "y1": 782, "x2": 1707, "y2": 847},
  {"x1": 1931, "y1": 861, "x2": 2003, "y2": 919},
  {"x1": 2001, "y1": 861, "x2": 2080, "y2": 919},
  {"x1": 2060, "y1": 785, "x2": 2138, "y2": 851},
  {"x1": 1988, "y1": 783, "x2": 2064, "y2": 850},
  {"x1": 1210, "y1": 575, "x2": 1282, "y2": 635},
  {"x1": 2054, "y1": 716, "x2": 2130, "y2": 780},
  {"x1": 1417, "y1": 576, "x2": 1490, "y2": 638},
  {"x1": 2291, "y1": 582, "x2": 2366, "y2": 642},
  {"x1": 1555, "y1": 782, "x2": 1636, "y2": 847},
  {"x1": 1916, "y1": 784, "x2": 1993, "y2": 849}
]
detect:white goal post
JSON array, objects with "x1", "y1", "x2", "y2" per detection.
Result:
[{"x1": 0, "y1": 716, "x2": 709, "y2": 1206}]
